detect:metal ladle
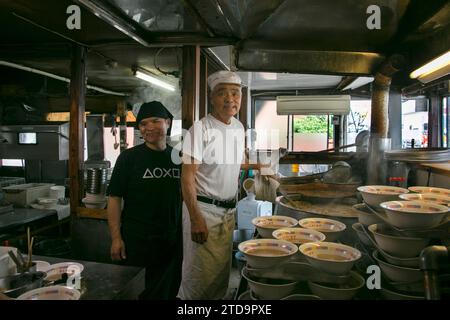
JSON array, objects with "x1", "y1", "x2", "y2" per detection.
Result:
[{"x1": 278, "y1": 189, "x2": 301, "y2": 210}]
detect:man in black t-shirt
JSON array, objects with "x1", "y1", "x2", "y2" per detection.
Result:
[{"x1": 106, "y1": 101, "x2": 182, "y2": 300}]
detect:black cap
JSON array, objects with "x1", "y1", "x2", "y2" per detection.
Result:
[{"x1": 135, "y1": 101, "x2": 174, "y2": 135}]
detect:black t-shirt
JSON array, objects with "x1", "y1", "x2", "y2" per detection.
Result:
[{"x1": 107, "y1": 143, "x2": 181, "y2": 239}]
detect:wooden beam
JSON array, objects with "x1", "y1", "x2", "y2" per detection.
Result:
[
  {"x1": 199, "y1": 52, "x2": 208, "y2": 119},
  {"x1": 116, "y1": 100, "x2": 128, "y2": 152},
  {"x1": 48, "y1": 96, "x2": 123, "y2": 113},
  {"x1": 239, "y1": 86, "x2": 248, "y2": 129},
  {"x1": 78, "y1": 207, "x2": 108, "y2": 220},
  {"x1": 69, "y1": 45, "x2": 86, "y2": 217},
  {"x1": 181, "y1": 46, "x2": 200, "y2": 129},
  {"x1": 428, "y1": 94, "x2": 442, "y2": 147}
]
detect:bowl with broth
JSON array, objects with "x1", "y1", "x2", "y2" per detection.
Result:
[
  {"x1": 408, "y1": 186, "x2": 450, "y2": 197},
  {"x1": 238, "y1": 239, "x2": 298, "y2": 269},
  {"x1": 252, "y1": 216, "x2": 298, "y2": 238},
  {"x1": 298, "y1": 218, "x2": 346, "y2": 242},
  {"x1": 272, "y1": 227, "x2": 326, "y2": 245},
  {"x1": 299, "y1": 242, "x2": 361, "y2": 275},
  {"x1": 399, "y1": 193, "x2": 450, "y2": 206}
]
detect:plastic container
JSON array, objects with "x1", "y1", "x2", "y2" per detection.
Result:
[
  {"x1": 236, "y1": 193, "x2": 272, "y2": 230},
  {"x1": 49, "y1": 186, "x2": 65, "y2": 199},
  {"x1": 2, "y1": 183, "x2": 54, "y2": 207}
]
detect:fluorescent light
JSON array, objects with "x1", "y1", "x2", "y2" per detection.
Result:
[
  {"x1": 259, "y1": 72, "x2": 277, "y2": 80},
  {"x1": 134, "y1": 70, "x2": 176, "y2": 91},
  {"x1": 0, "y1": 60, "x2": 127, "y2": 96},
  {"x1": 342, "y1": 76, "x2": 374, "y2": 91},
  {"x1": 410, "y1": 51, "x2": 450, "y2": 83}
]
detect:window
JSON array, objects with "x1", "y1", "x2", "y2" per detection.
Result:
[
  {"x1": 1, "y1": 159, "x2": 24, "y2": 167},
  {"x1": 254, "y1": 100, "x2": 288, "y2": 150},
  {"x1": 293, "y1": 115, "x2": 332, "y2": 151},
  {"x1": 346, "y1": 99, "x2": 371, "y2": 151},
  {"x1": 402, "y1": 99, "x2": 428, "y2": 148}
]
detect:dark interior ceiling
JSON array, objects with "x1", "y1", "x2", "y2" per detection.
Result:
[{"x1": 0, "y1": 0, "x2": 448, "y2": 102}]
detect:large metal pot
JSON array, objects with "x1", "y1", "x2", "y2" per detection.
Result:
[
  {"x1": 275, "y1": 195, "x2": 314, "y2": 220},
  {"x1": 0, "y1": 271, "x2": 46, "y2": 298}
]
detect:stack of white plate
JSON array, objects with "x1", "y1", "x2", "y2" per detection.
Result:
[{"x1": 82, "y1": 193, "x2": 107, "y2": 209}]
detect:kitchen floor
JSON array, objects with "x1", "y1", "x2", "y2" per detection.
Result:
[{"x1": 224, "y1": 266, "x2": 241, "y2": 300}]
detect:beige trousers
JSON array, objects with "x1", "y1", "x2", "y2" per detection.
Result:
[{"x1": 178, "y1": 201, "x2": 235, "y2": 300}]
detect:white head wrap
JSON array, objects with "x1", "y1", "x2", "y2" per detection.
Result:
[{"x1": 207, "y1": 70, "x2": 242, "y2": 91}]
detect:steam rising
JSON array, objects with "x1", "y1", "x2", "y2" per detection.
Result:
[{"x1": 128, "y1": 85, "x2": 182, "y2": 119}]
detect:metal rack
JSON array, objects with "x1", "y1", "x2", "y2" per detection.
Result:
[{"x1": 0, "y1": 177, "x2": 26, "y2": 189}]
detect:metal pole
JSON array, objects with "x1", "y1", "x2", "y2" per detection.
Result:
[
  {"x1": 367, "y1": 55, "x2": 404, "y2": 184},
  {"x1": 326, "y1": 114, "x2": 330, "y2": 150}
]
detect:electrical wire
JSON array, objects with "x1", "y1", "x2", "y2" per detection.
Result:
[{"x1": 154, "y1": 47, "x2": 179, "y2": 77}]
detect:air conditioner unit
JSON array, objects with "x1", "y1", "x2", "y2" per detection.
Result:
[{"x1": 276, "y1": 95, "x2": 351, "y2": 115}]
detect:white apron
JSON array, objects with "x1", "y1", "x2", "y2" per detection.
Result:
[{"x1": 178, "y1": 201, "x2": 235, "y2": 300}]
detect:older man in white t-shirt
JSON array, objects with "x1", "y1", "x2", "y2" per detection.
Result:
[{"x1": 178, "y1": 71, "x2": 260, "y2": 300}]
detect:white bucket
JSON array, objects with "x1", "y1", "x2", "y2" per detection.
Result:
[{"x1": 49, "y1": 186, "x2": 65, "y2": 199}]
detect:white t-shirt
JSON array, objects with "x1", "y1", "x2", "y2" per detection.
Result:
[{"x1": 182, "y1": 114, "x2": 245, "y2": 201}]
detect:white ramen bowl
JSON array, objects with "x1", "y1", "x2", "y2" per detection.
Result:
[
  {"x1": 380, "y1": 200, "x2": 449, "y2": 229},
  {"x1": 357, "y1": 185, "x2": 409, "y2": 209},
  {"x1": 298, "y1": 218, "x2": 346, "y2": 242},
  {"x1": 238, "y1": 238, "x2": 298, "y2": 268},
  {"x1": 272, "y1": 227, "x2": 326, "y2": 245},
  {"x1": 299, "y1": 242, "x2": 361, "y2": 275},
  {"x1": 252, "y1": 216, "x2": 298, "y2": 238}
]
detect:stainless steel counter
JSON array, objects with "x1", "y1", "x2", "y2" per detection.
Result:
[
  {"x1": 0, "y1": 208, "x2": 58, "y2": 233},
  {"x1": 33, "y1": 255, "x2": 144, "y2": 300}
]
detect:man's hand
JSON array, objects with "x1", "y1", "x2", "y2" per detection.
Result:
[
  {"x1": 110, "y1": 238, "x2": 126, "y2": 261},
  {"x1": 190, "y1": 214, "x2": 209, "y2": 244}
]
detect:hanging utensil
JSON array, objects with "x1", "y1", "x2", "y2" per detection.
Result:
[
  {"x1": 16, "y1": 250, "x2": 26, "y2": 271},
  {"x1": 279, "y1": 189, "x2": 300, "y2": 209},
  {"x1": 27, "y1": 237, "x2": 34, "y2": 269},
  {"x1": 7, "y1": 250, "x2": 22, "y2": 272}
]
